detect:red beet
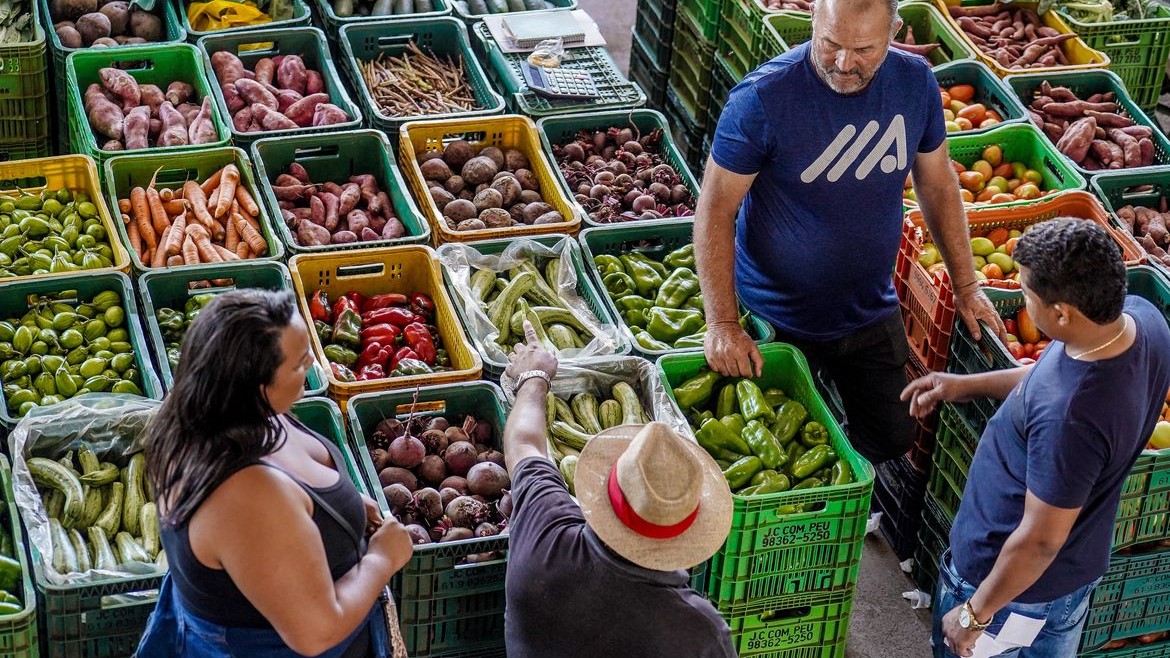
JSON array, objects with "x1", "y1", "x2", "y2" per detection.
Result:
[
  {"x1": 467, "y1": 462, "x2": 510, "y2": 499},
  {"x1": 445, "y1": 426, "x2": 471, "y2": 444},
  {"x1": 497, "y1": 490, "x2": 513, "y2": 519},
  {"x1": 418, "y1": 454, "x2": 448, "y2": 486},
  {"x1": 446, "y1": 496, "x2": 491, "y2": 529},
  {"x1": 479, "y1": 449, "x2": 505, "y2": 468},
  {"x1": 383, "y1": 483, "x2": 413, "y2": 515},
  {"x1": 440, "y1": 476, "x2": 469, "y2": 495},
  {"x1": 443, "y1": 441, "x2": 478, "y2": 477},
  {"x1": 420, "y1": 429, "x2": 448, "y2": 455},
  {"x1": 440, "y1": 527, "x2": 474, "y2": 543},
  {"x1": 404, "y1": 524, "x2": 431, "y2": 544},
  {"x1": 413, "y1": 487, "x2": 443, "y2": 522},
  {"x1": 389, "y1": 434, "x2": 425, "y2": 469},
  {"x1": 475, "y1": 522, "x2": 500, "y2": 537},
  {"x1": 439, "y1": 487, "x2": 461, "y2": 508},
  {"x1": 379, "y1": 467, "x2": 417, "y2": 491}
]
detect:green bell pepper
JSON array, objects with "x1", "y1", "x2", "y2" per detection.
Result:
[
  {"x1": 743, "y1": 419, "x2": 787, "y2": 469},
  {"x1": 645, "y1": 307, "x2": 704, "y2": 344},
  {"x1": 715, "y1": 382, "x2": 738, "y2": 419},
  {"x1": 800, "y1": 421, "x2": 830, "y2": 448},
  {"x1": 634, "y1": 331, "x2": 672, "y2": 352},
  {"x1": 332, "y1": 308, "x2": 362, "y2": 348},
  {"x1": 673, "y1": 369, "x2": 721, "y2": 411},
  {"x1": 594, "y1": 254, "x2": 625, "y2": 278},
  {"x1": 696, "y1": 417, "x2": 752, "y2": 456},
  {"x1": 623, "y1": 309, "x2": 649, "y2": 328},
  {"x1": 722, "y1": 455, "x2": 763, "y2": 490},
  {"x1": 673, "y1": 333, "x2": 706, "y2": 349},
  {"x1": 720, "y1": 413, "x2": 746, "y2": 436},
  {"x1": 763, "y1": 387, "x2": 788, "y2": 408},
  {"x1": 166, "y1": 346, "x2": 182, "y2": 372},
  {"x1": 313, "y1": 320, "x2": 333, "y2": 344},
  {"x1": 155, "y1": 308, "x2": 186, "y2": 343},
  {"x1": 792, "y1": 476, "x2": 825, "y2": 491},
  {"x1": 831, "y1": 460, "x2": 853, "y2": 486},
  {"x1": 662, "y1": 244, "x2": 695, "y2": 270},
  {"x1": 654, "y1": 268, "x2": 701, "y2": 309},
  {"x1": 323, "y1": 344, "x2": 358, "y2": 367},
  {"x1": 681, "y1": 295, "x2": 705, "y2": 313},
  {"x1": 739, "y1": 470, "x2": 790, "y2": 496},
  {"x1": 785, "y1": 442, "x2": 806, "y2": 470},
  {"x1": 771, "y1": 400, "x2": 809, "y2": 445},
  {"x1": 691, "y1": 410, "x2": 715, "y2": 426},
  {"x1": 391, "y1": 358, "x2": 433, "y2": 376},
  {"x1": 736, "y1": 380, "x2": 776, "y2": 423},
  {"x1": 603, "y1": 272, "x2": 637, "y2": 298},
  {"x1": 615, "y1": 295, "x2": 654, "y2": 313},
  {"x1": 186, "y1": 293, "x2": 215, "y2": 315},
  {"x1": 620, "y1": 254, "x2": 664, "y2": 297},
  {"x1": 791, "y1": 444, "x2": 837, "y2": 480},
  {"x1": 0, "y1": 554, "x2": 19, "y2": 592}
]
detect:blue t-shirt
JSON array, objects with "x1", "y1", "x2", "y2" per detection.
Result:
[
  {"x1": 951, "y1": 296, "x2": 1170, "y2": 602},
  {"x1": 711, "y1": 42, "x2": 946, "y2": 341}
]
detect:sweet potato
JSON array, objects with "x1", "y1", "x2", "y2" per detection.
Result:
[
  {"x1": 296, "y1": 217, "x2": 331, "y2": 246},
  {"x1": 123, "y1": 105, "x2": 150, "y2": 150},
  {"x1": 1140, "y1": 138, "x2": 1155, "y2": 167},
  {"x1": 165, "y1": 81, "x2": 193, "y2": 106},
  {"x1": 235, "y1": 78, "x2": 277, "y2": 110},
  {"x1": 275, "y1": 174, "x2": 303, "y2": 187},
  {"x1": 252, "y1": 103, "x2": 297, "y2": 131},
  {"x1": 289, "y1": 163, "x2": 311, "y2": 183},
  {"x1": 309, "y1": 195, "x2": 326, "y2": 227},
  {"x1": 275, "y1": 89, "x2": 302, "y2": 114},
  {"x1": 1146, "y1": 207, "x2": 1169, "y2": 246},
  {"x1": 306, "y1": 69, "x2": 325, "y2": 95},
  {"x1": 346, "y1": 209, "x2": 371, "y2": 234},
  {"x1": 99, "y1": 67, "x2": 140, "y2": 110},
  {"x1": 211, "y1": 51, "x2": 247, "y2": 86},
  {"x1": 1116, "y1": 205, "x2": 1136, "y2": 234},
  {"x1": 138, "y1": 83, "x2": 164, "y2": 112},
  {"x1": 254, "y1": 58, "x2": 276, "y2": 86},
  {"x1": 331, "y1": 230, "x2": 358, "y2": 245},
  {"x1": 85, "y1": 84, "x2": 124, "y2": 140},
  {"x1": 1108, "y1": 129, "x2": 1142, "y2": 168},
  {"x1": 311, "y1": 103, "x2": 349, "y2": 127},
  {"x1": 188, "y1": 97, "x2": 218, "y2": 145},
  {"x1": 382, "y1": 217, "x2": 405, "y2": 240},
  {"x1": 272, "y1": 184, "x2": 315, "y2": 201},
  {"x1": 1089, "y1": 140, "x2": 1117, "y2": 166},
  {"x1": 319, "y1": 191, "x2": 340, "y2": 230},
  {"x1": 232, "y1": 106, "x2": 254, "y2": 133},
  {"x1": 1055, "y1": 117, "x2": 1095, "y2": 163},
  {"x1": 284, "y1": 92, "x2": 329, "y2": 127},
  {"x1": 1086, "y1": 110, "x2": 1134, "y2": 128},
  {"x1": 157, "y1": 101, "x2": 188, "y2": 147},
  {"x1": 276, "y1": 55, "x2": 308, "y2": 95},
  {"x1": 178, "y1": 101, "x2": 200, "y2": 125},
  {"x1": 338, "y1": 183, "x2": 361, "y2": 215}
]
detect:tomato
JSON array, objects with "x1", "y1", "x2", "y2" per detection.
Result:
[
  {"x1": 1034, "y1": 339, "x2": 1051, "y2": 352},
  {"x1": 1007, "y1": 342, "x2": 1025, "y2": 360},
  {"x1": 948, "y1": 83, "x2": 976, "y2": 103},
  {"x1": 981, "y1": 263, "x2": 1004, "y2": 279},
  {"x1": 939, "y1": 90, "x2": 952, "y2": 108},
  {"x1": 955, "y1": 117, "x2": 973, "y2": 131},
  {"x1": 1004, "y1": 318, "x2": 1018, "y2": 336},
  {"x1": 958, "y1": 170, "x2": 985, "y2": 192},
  {"x1": 1018, "y1": 308, "x2": 1042, "y2": 344},
  {"x1": 1005, "y1": 237, "x2": 1019, "y2": 255},
  {"x1": 957, "y1": 103, "x2": 987, "y2": 124},
  {"x1": 982, "y1": 144, "x2": 1004, "y2": 167},
  {"x1": 1023, "y1": 343, "x2": 1035, "y2": 358},
  {"x1": 989, "y1": 193, "x2": 1017, "y2": 204}
]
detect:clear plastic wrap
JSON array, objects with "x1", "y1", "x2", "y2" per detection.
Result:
[
  {"x1": 10, "y1": 394, "x2": 163, "y2": 586},
  {"x1": 439, "y1": 237, "x2": 623, "y2": 370}
]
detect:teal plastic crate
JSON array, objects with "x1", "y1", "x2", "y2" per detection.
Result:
[
  {"x1": 577, "y1": 218, "x2": 776, "y2": 357},
  {"x1": 450, "y1": 0, "x2": 575, "y2": 23},
  {"x1": 337, "y1": 18, "x2": 505, "y2": 139},
  {"x1": 250, "y1": 129, "x2": 431, "y2": 254},
  {"x1": 197, "y1": 27, "x2": 362, "y2": 145},
  {"x1": 175, "y1": 0, "x2": 312, "y2": 42},
  {"x1": 1079, "y1": 547, "x2": 1170, "y2": 652},
  {"x1": 290, "y1": 396, "x2": 368, "y2": 486},
  {"x1": 932, "y1": 60, "x2": 1029, "y2": 136},
  {"x1": 102, "y1": 146, "x2": 285, "y2": 271},
  {"x1": 472, "y1": 21, "x2": 646, "y2": 118},
  {"x1": 345, "y1": 382, "x2": 509, "y2": 658},
  {"x1": 1003, "y1": 69, "x2": 1170, "y2": 177},
  {"x1": 1055, "y1": 4, "x2": 1170, "y2": 113},
  {"x1": 657, "y1": 343, "x2": 875, "y2": 616},
  {"x1": 727, "y1": 599, "x2": 852, "y2": 658},
  {"x1": 664, "y1": 86, "x2": 707, "y2": 174},
  {"x1": 437, "y1": 235, "x2": 631, "y2": 378},
  {"x1": 0, "y1": 455, "x2": 38, "y2": 658},
  {"x1": 706, "y1": 53, "x2": 741, "y2": 144},
  {"x1": 65, "y1": 44, "x2": 231, "y2": 172},
  {"x1": 0, "y1": 271, "x2": 163, "y2": 428},
  {"x1": 629, "y1": 28, "x2": 668, "y2": 108},
  {"x1": 1080, "y1": 638, "x2": 1170, "y2": 658},
  {"x1": 136, "y1": 260, "x2": 328, "y2": 396},
  {"x1": 310, "y1": 0, "x2": 451, "y2": 40},
  {"x1": 927, "y1": 401, "x2": 978, "y2": 522},
  {"x1": 536, "y1": 109, "x2": 700, "y2": 227},
  {"x1": 634, "y1": 0, "x2": 675, "y2": 71}
]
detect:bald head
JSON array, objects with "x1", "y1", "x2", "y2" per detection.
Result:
[
  {"x1": 814, "y1": 0, "x2": 899, "y2": 26},
  {"x1": 809, "y1": 0, "x2": 902, "y2": 94}
]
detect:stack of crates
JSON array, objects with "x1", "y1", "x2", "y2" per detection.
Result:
[
  {"x1": 665, "y1": 0, "x2": 720, "y2": 172},
  {"x1": 0, "y1": 3, "x2": 50, "y2": 161},
  {"x1": 657, "y1": 345, "x2": 875, "y2": 658},
  {"x1": 630, "y1": 0, "x2": 677, "y2": 108}
]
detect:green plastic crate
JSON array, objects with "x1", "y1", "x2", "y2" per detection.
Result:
[
  {"x1": 197, "y1": 27, "x2": 362, "y2": 145},
  {"x1": 1081, "y1": 548, "x2": 1170, "y2": 653},
  {"x1": 1055, "y1": 5, "x2": 1170, "y2": 113},
  {"x1": 664, "y1": 86, "x2": 707, "y2": 172},
  {"x1": 911, "y1": 492, "x2": 952, "y2": 595},
  {"x1": 438, "y1": 235, "x2": 631, "y2": 378},
  {"x1": 1003, "y1": 69, "x2": 1170, "y2": 177},
  {"x1": 1080, "y1": 639, "x2": 1170, "y2": 658},
  {"x1": 717, "y1": 0, "x2": 756, "y2": 80},
  {"x1": 1090, "y1": 160, "x2": 1170, "y2": 276},
  {"x1": 102, "y1": 146, "x2": 285, "y2": 271},
  {"x1": 657, "y1": 343, "x2": 875, "y2": 616},
  {"x1": 633, "y1": 0, "x2": 675, "y2": 71},
  {"x1": 707, "y1": 53, "x2": 741, "y2": 143},
  {"x1": 536, "y1": 109, "x2": 700, "y2": 227},
  {"x1": 451, "y1": 0, "x2": 575, "y2": 23},
  {"x1": 0, "y1": 455, "x2": 38, "y2": 658},
  {"x1": 0, "y1": 272, "x2": 163, "y2": 428},
  {"x1": 932, "y1": 60, "x2": 1029, "y2": 136},
  {"x1": 472, "y1": 22, "x2": 645, "y2": 118},
  {"x1": 345, "y1": 382, "x2": 509, "y2": 658},
  {"x1": 290, "y1": 396, "x2": 368, "y2": 485},
  {"x1": 668, "y1": 8, "x2": 716, "y2": 129},
  {"x1": 676, "y1": 0, "x2": 721, "y2": 41},
  {"x1": 927, "y1": 401, "x2": 978, "y2": 522},
  {"x1": 0, "y1": 139, "x2": 51, "y2": 164},
  {"x1": 136, "y1": 260, "x2": 328, "y2": 396},
  {"x1": 174, "y1": 0, "x2": 312, "y2": 42},
  {"x1": 310, "y1": 0, "x2": 450, "y2": 41},
  {"x1": 577, "y1": 218, "x2": 776, "y2": 357},
  {"x1": 65, "y1": 44, "x2": 231, "y2": 171},
  {"x1": 943, "y1": 123, "x2": 1087, "y2": 209},
  {"x1": 337, "y1": 18, "x2": 505, "y2": 138},
  {"x1": 251, "y1": 129, "x2": 430, "y2": 253},
  {"x1": 629, "y1": 28, "x2": 668, "y2": 108},
  {"x1": 726, "y1": 600, "x2": 852, "y2": 658},
  {"x1": 0, "y1": 12, "x2": 49, "y2": 129}
]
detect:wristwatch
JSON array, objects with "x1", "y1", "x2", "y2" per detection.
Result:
[
  {"x1": 512, "y1": 370, "x2": 552, "y2": 396},
  {"x1": 959, "y1": 600, "x2": 992, "y2": 631}
]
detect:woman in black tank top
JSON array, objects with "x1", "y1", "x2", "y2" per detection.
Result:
[{"x1": 138, "y1": 289, "x2": 414, "y2": 657}]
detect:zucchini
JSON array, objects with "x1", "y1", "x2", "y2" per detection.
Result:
[
  {"x1": 546, "y1": 436, "x2": 564, "y2": 462},
  {"x1": 612, "y1": 382, "x2": 646, "y2": 425},
  {"x1": 78, "y1": 445, "x2": 100, "y2": 476},
  {"x1": 95, "y1": 481, "x2": 123, "y2": 538},
  {"x1": 69, "y1": 528, "x2": 91, "y2": 573},
  {"x1": 507, "y1": 0, "x2": 525, "y2": 10},
  {"x1": 80, "y1": 462, "x2": 119, "y2": 486},
  {"x1": 43, "y1": 490, "x2": 64, "y2": 520},
  {"x1": 510, "y1": 306, "x2": 591, "y2": 337},
  {"x1": 522, "y1": 0, "x2": 544, "y2": 8},
  {"x1": 570, "y1": 393, "x2": 602, "y2": 434},
  {"x1": 414, "y1": 0, "x2": 433, "y2": 9},
  {"x1": 487, "y1": 271, "x2": 535, "y2": 344},
  {"x1": 332, "y1": 0, "x2": 355, "y2": 15},
  {"x1": 140, "y1": 502, "x2": 160, "y2": 560},
  {"x1": 467, "y1": 0, "x2": 489, "y2": 12},
  {"x1": 598, "y1": 399, "x2": 623, "y2": 429},
  {"x1": 551, "y1": 420, "x2": 591, "y2": 450},
  {"x1": 155, "y1": 550, "x2": 168, "y2": 570},
  {"x1": 551, "y1": 395, "x2": 579, "y2": 429},
  {"x1": 88, "y1": 527, "x2": 116, "y2": 570},
  {"x1": 393, "y1": 0, "x2": 414, "y2": 12},
  {"x1": 371, "y1": 0, "x2": 395, "y2": 15},
  {"x1": 115, "y1": 532, "x2": 149, "y2": 564},
  {"x1": 510, "y1": 262, "x2": 566, "y2": 309},
  {"x1": 80, "y1": 485, "x2": 103, "y2": 527},
  {"x1": 50, "y1": 519, "x2": 78, "y2": 575},
  {"x1": 29, "y1": 457, "x2": 84, "y2": 528},
  {"x1": 547, "y1": 324, "x2": 577, "y2": 350},
  {"x1": 122, "y1": 454, "x2": 145, "y2": 536},
  {"x1": 486, "y1": 0, "x2": 508, "y2": 11},
  {"x1": 559, "y1": 455, "x2": 578, "y2": 495},
  {"x1": 546, "y1": 392, "x2": 557, "y2": 433},
  {"x1": 470, "y1": 269, "x2": 497, "y2": 303}
]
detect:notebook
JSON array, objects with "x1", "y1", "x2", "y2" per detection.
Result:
[{"x1": 502, "y1": 11, "x2": 586, "y2": 48}]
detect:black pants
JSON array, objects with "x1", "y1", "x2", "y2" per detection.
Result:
[{"x1": 771, "y1": 310, "x2": 916, "y2": 465}]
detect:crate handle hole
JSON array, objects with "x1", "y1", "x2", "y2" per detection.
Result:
[
  {"x1": 439, "y1": 131, "x2": 487, "y2": 146},
  {"x1": 113, "y1": 58, "x2": 155, "y2": 73},
  {"x1": 454, "y1": 555, "x2": 506, "y2": 570},
  {"x1": 293, "y1": 145, "x2": 341, "y2": 160},
  {"x1": 393, "y1": 400, "x2": 446, "y2": 416},
  {"x1": 144, "y1": 168, "x2": 197, "y2": 188},
  {"x1": 0, "y1": 175, "x2": 47, "y2": 190},
  {"x1": 336, "y1": 263, "x2": 385, "y2": 278},
  {"x1": 376, "y1": 34, "x2": 417, "y2": 48},
  {"x1": 193, "y1": 278, "x2": 238, "y2": 293},
  {"x1": 757, "y1": 605, "x2": 812, "y2": 623},
  {"x1": 100, "y1": 588, "x2": 160, "y2": 609},
  {"x1": 1044, "y1": 157, "x2": 1064, "y2": 185},
  {"x1": 235, "y1": 42, "x2": 278, "y2": 56}
]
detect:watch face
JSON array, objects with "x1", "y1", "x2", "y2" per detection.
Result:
[{"x1": 959, "y1": 607, "x2": 972, "y2": 629}]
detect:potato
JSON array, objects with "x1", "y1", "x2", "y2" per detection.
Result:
[
  {"x1": 521, "y1": 202, "x2": 553, "y2": 224},
  {"x1": 54, "y1": 0, "x2": 96, "y2": 21},
  {"x1": 443, "y1": 199, "x2": 477, "y2": 223},
  {"x1": 473, "y1": 188, "x2": 503, "y2": 212},
  {"x1": 508, "y1": 203, "x2": 527, "y2": 223},
  {"x1": 76, "y1": 12, "x2": 111, "y2": 45},
  {"x1": 443, "y1": 140, "x2": 475, "y2": 170},
  {"x1": 504, "y1": 149, "x2": 529, "y2": 171},
  {"x1": 420, "y1": 158, "x2": 453, "y2": 182},
  {"x1": 491, "y1": 175, "x2": 522, "y2": 206},
  {"x1": 98, "y1": 1, "x2": 129, "y2": 34},
  {"x1": 55, "y1": 25, "x2": 83, "y2": 47},
  {"x1": 479, "y1": 208, "x2": 513, "y2": 228},
  {"x1": 129, "y1": 9, "x2": 161, "y2": 40},
  {"x1": 461, "y1": 156, "x2": 498, "y2": 186},
  {"x1": 91, "y1": 36, "x2": 117, "y2": 47},
  {"x1": 456, "y1": 218, "x2": 487, "y2": 231},
  {"x1": 534, "y1": 211, "x2": 565, "y2": 225},
  {"x1": 430, "y1": 186, "x2": 456, "y2": 208},
  {"x1": 480, "y1": 146, "x2": 505, "y2": 170},
  {"x1": 514, "y1": 169, "x2": 539, "y2": 191},
  {"x1": 419, "y1": 150, "x2": 444, "y2": 164},
  {"x1": 444, "y1": 175, "x2": 466, "y2": 195},
  {"x1": 519, "y1": 190, "x2": 542, "y2": 204}
]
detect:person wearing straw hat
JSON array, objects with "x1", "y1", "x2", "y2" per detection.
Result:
[{"x1": 501, "y1": 321, "x2": 737, "y2": 657}]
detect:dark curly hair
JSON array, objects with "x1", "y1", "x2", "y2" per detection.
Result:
[{"x1": 1013, "y1": 218, "x2": 1126, "y2": 324}]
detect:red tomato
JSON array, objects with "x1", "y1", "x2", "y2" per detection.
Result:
[
  {"x1": 1004, "y1": 319, "x2": 1018, "y2": 336},
  {"x1": 1007, "y1": 342, "x2": 1025, "y2": 360},
  {"x1": 1023, "y1": 343, "x2": 1035, "y2": 358}
]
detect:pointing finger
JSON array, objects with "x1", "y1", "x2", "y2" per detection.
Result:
[{"x1": 522, "y1": 319, "x2": 539, "y2": 345}]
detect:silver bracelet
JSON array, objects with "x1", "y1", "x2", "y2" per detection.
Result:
[{"x1": 512, "y1": 370, "x2": 552, "y2": 396}]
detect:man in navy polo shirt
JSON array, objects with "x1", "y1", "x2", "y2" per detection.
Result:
[
  {"x1": 694, "y1": 0, "x2": 1001, "y2": 463},
  {"x1": 903, "y1": 219, "x2": 1170, "y2": 657}
]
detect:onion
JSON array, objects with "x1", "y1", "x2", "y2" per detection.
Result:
[
  {"x1": 468, "y1": 462, "x2": 510, "y2": 499},
  {"x1": 418, "y1": 454, "x2": 448, "y2": 486},
  {"x1": 388, "y1": 434, "x2": 425, "y2": 469}
]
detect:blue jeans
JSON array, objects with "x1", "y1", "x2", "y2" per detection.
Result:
[{"x1": 932, "y1": 550, "x2": 1100, "y2": 658}]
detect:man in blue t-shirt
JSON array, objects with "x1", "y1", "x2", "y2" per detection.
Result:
[
  {"x1": 902, "y1": 219, "x2": 1170, "y2": 657},
  {"x1": 696, "y1": 0, "x2": 1001, "y2": 463}
]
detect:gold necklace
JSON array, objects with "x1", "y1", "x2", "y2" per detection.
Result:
[{"x1": 1068, "y1": 316, "x2": 1129, "y2": 360}]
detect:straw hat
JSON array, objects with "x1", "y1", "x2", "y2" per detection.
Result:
[{"x1": 575, "y1": 421, "x2": 733, "y2": 572}]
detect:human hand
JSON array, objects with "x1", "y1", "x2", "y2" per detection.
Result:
[
  {"x1": 941, "y1": 605, "x2": 983, "y2": 657},
  {"x1": 900, "y1": 372, "x2": 970, "y2": 418},
  {"x1": 362, "y1": 494, "x2": 383, "y2": 538},
  {"x1": 955, "y1": 285, "x2": 1005, "y2": 342},
  {"x1": 367, "y1": 517, "x2": 414, "y2": 575},
  {"x1": 704, "y1": 322, "x2": 763, "y2": 378},
  {"x1": 505, "y1": 320, "x2": 558, "y2": 382}
]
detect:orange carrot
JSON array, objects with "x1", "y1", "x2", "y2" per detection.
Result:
[
  {"x1": 127, "y1": 218, "x2": 141, "y2": 258},
  {"x1": 235, "y1": 185, "x2": 260, "y2": 217},
  {"x1": 214, "y1": 165, "x2": 239, "y2": 219},
  {"x1": 207, "y1": 187, "x2": 220, "y2": 215},
  {"x1": 120, "y1": 212, "x2": 131, "y2": 226},
  {"x1": 159, "y1": 187, "x2": 173, "y2": 203},
  {"x1": 182, "y1": 236, "x2": 200, "y2": 266},
  {"x1": 131, "y1": 187, "x2": 157, "y2": 254},
  {"x1": 166, "y1": 211, "x2": 187, "y2": 257},
  {"x1": 183, "y1": 181, "x2": 216, "y2": 231},
  {"x1": 234, "y1": 213, "x2": 266, "y2": 256},
  {"x1": 146, "y1": 187, "x2": 170, "y2": 236},
  {"x1": 118, "y1": 198, "x2": 131, "y2": 214},
  {"x1": 167, "y1": 255, "x2": 184, "y2": 267},
  {"x1": 200, "y1": 167, "x2": 223, "y2": 197},
  {"x1": 212, "y1": 244, "x2": 240, "y2": 261},
  {"x1": 162, "y1": 199, "x2": 186, "y2": 216},
  {"x1": 224, "y1": 209, "x2": 239, "y2": 252},
  {"x1": 187, "y1": 223, "x2": 221, "y2": 263},
  {"x1": 235, "y1": 241, "x2": 251, "y2": 259},
  {"x1": 209, "y1": 217, "x2": 226, "y2": 242},
  {"x1": 152, "y1": 227, "x2": 171, "y2": 268}
]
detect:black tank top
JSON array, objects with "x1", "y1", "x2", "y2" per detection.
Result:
[{"x1": 160, "y1": 415, "x2": 371, "y2": 656}]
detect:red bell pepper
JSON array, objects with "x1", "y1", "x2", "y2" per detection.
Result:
[
  {"x1": 356, "y1": 341, "x2": 395, "y2": 370},
  {"x1": 330, "y1": 362, "x2": 356, "y2": 383},
  {"x1": 332, "y1": 294, "x2": 358, "y2": 320},
  {"x1": 402, "y1": 322, "x2": 436, "y2": 365},
  {"x1": 389, "y1": 346, "x2": 419, "y2": 372},
  {"x1": 360, "y1": 323, "x2": 401, "y2": 346},
  {"x1": 362, "y1": 293, "x2": 409, "y2": 314},
  {"x1": 409, "y1": 292, "x2": 435, "y2": 320},
  {"x1": 362, "y1": 306, "x2": 419, "y2": 328},
  {"x1": 356, "y1": 364, "x2": 385, "y2": 381},
  {"x1": 346, "y1": 291, "x2": 368, "y2": 312},
  {"x1": 309, "y1": 290, "x2": 332, "y2": 323}
]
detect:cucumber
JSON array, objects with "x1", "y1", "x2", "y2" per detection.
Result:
[
  {"x1": 69, "y1": 528, "x2": 91, "y2": 573},
  {"x1": 393, "y1": 0, "x2": 414, "y2": 12},
  {"x1": 50, "y1": 519, "x2": 78, "y2": 575},
  {"x1": 121, "y1": 454, "x2": 145, "y2": 536},
  {"x1": 486, "y1": 0, "x2": 508, "y2": 11},
  {"x1": 467, "y1": 0, "x2": 489, "y2": 12},
  {"x1": 88, "y1": 527, "x2": 116, "y2": 570},
  {"x1": 29, "y1": 457, "x2": 84, "y2": 528},
  {"x1": 507, "y1": 0, "x2": 525, "y2": 10},
  {"x1": 140, "y1": 502, "x2": 160, "y2": 560}
]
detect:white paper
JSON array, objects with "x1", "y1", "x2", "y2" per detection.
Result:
[
  {"x1": 902, "y1": 589, "x2": 932, "y2": 610},
  {"x1": 900, "y1": 558, "x2": 915, "y2": 574},
  {"x1": 969, "y1": 613, "x2": 1045, "y2": 658},
  {"x1": 866, "y1": 511, "x2": 882, "y2": 535}
]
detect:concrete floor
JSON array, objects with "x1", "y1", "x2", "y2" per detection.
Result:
[{"x1": 575, "y1": 2, "x2": 937, "y2": 655}]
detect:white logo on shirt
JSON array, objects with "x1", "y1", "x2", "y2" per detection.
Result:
[{"x1": 800, "y1": 115, "x2": 908, "y2": 183}]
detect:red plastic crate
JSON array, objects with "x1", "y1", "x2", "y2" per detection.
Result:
[{"x1": 896, "y1": 221, "x2": 957, "y2": 374}]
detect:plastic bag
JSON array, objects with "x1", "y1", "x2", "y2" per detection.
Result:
[
  {"x1": 438, "y1": 237, "x2": 623, "y2": 368},
  {"x1": 526, "y1": 38, "x2": 565, "y2": 67},
  {"x1": 186, "y1": 0, "x2": 275, "y2": 31},
  {"x1": 10, "y1": 394, "x2": 163, "y2": 586},
  {"x1": 499, "y1": 355, "x2": 689, "y2": 436}
]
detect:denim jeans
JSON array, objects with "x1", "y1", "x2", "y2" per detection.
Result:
[{"x1": 932, "y1": 550, "x2": 1100, "y2": 658}]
